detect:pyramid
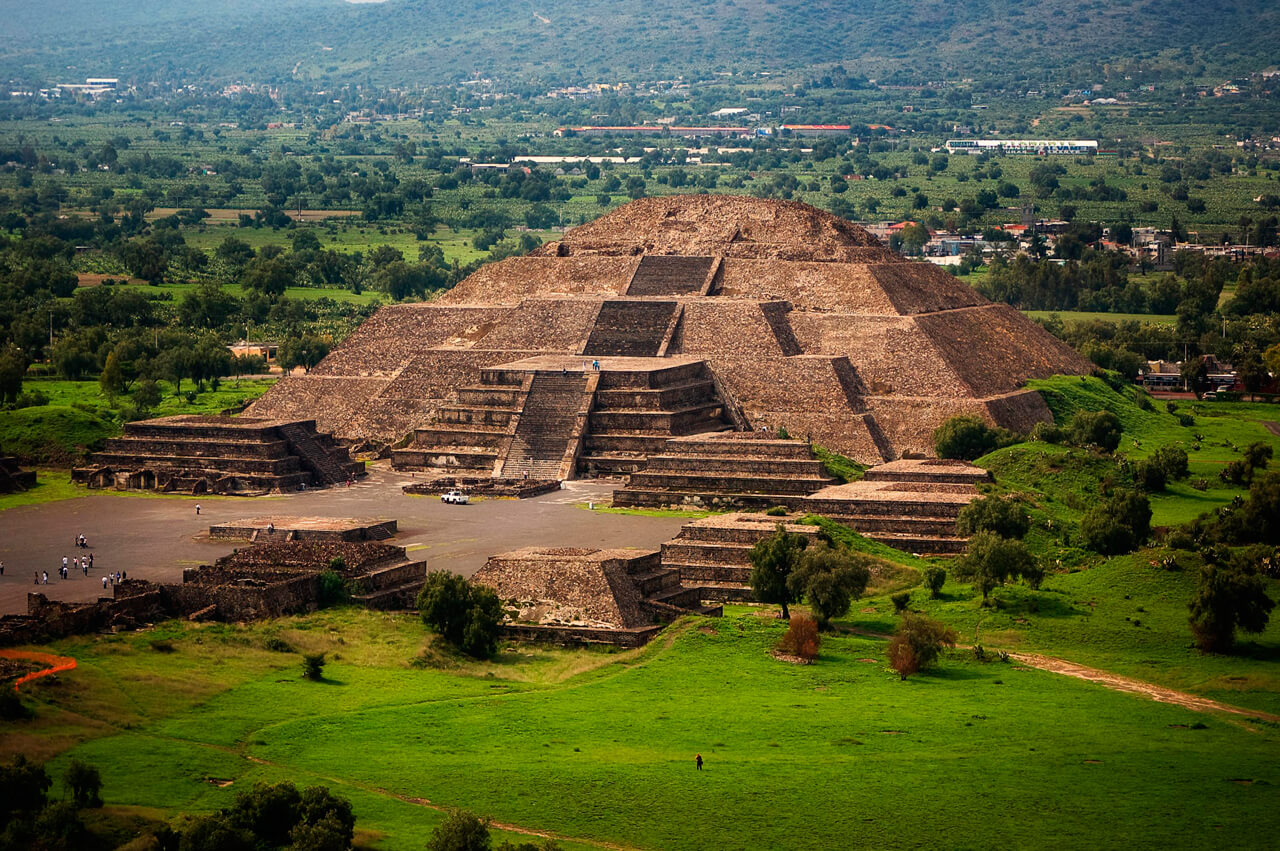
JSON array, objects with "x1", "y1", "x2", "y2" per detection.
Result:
[{"x1": 246, "y1": 195, "x2": 1090, "y2": 467}]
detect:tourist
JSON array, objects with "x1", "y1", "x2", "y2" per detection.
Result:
[
  {"x1": 0, "y1": 560, "x2": 4, "y2": 576},
  {"x1": 195, "y1": 503, "x2": 201, "y2": 515},
  {"x1": 62, "y1": 556, "x2": 68, "y2": 573},
  {"x1": 695, "y1": 754, "x2": 703, "y2": 771},
  {"x1": 592, "y1": 359, "x2": 600, "y2": 371},
  {"x1": 102, "y1": 576, "x2": 108, "y2": 590},
  {"x1": 34, "y1": 572, "x2": 39, "y2": 585},
  {"x1": 41, "y1": 571, "x2": 48, "y2": 584}
]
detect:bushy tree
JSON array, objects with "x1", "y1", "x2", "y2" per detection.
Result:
[
  {"x1": 1151, "y1": 445, "x2": 1190, "y2": 481},
  {"x1": 887, "y1": 613, "x2": 958, "y2": 680},
  {"x1": 748, "y1": 524, "x2": 810, "y2": 619},
  {"x1": 0, "y1": 755, "x2": 50, "y2": 827},
  {"x1": 955, "y1": 496, "x2": 1031, "y2": 539},
  {"x1": 785, "y1": 543, "x2": 871, "y2": 629},
  {"x1": 1189, "y1": 552, "x2": 1276, "y2": 653},
  {"x1": 924, "y1": 566, "x2": 947, "y2": 598},
  {"x1": 1081, "y1": 488, "x2": 1151, "y2": 555},
  {"x1": 302, "y1": 653, "x2": 325, "y2": 681},
  {"x1": 62, "y1": 759, "x2": 102, "y2": 808},
  {"x1": 1066, "y1": 410, "x2": 1122, "y2": 452},
  {"x1": 1133, "y1": 458, "x2": 1168, "y2": 492},
  {"x1": 933, "y1": 415, "x2": 1013, "y2": 461},
  {"x1": 0, "y1": 344, "x2": 27, "y2": 404},
  {"x1": 776, "y1": 615, "x2": 821, "y2": 661},
  {"x1": 427, "y1": 809, "x2": 491, "y2": 851},
  {"x1": 953, "y1": 531, "x2": 1040, "y2": 604},
  {"x1": 418, "y1": 572, "x2": 504, "y2": 659}
]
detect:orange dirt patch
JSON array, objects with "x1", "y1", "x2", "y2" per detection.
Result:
[
  {"x1": 0, "y1": 649, "x2": 77, "y2": 691},
  {"x1": 77, "y1": 273, "x2": 145, "y2": 287}
]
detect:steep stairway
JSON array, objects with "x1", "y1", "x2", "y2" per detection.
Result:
[
  {"x1": 278, "y1": 423, "x2": 351, "y2": 486},
  {"x1": 499, "y1": 373, "x2": 592, "y2": 480},
  {"x1": 582, "y1": 301, "x2": 679, "y2": 357},
  {"x1": 625, "y1": 255, "x2": 715, "y2": 296}
]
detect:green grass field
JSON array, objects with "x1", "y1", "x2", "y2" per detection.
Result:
[
  {"x1": 1023, "y1": 310, "x2": 1178, "y2": 326},
  {"x1": 9, "y1": 607, "x2": 1278, "y2": 851}
]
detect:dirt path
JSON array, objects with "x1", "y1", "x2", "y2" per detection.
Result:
[
  {"x1": 1263, "y1": 421, "x2": 1280, "y2": 437},
  {"x1": 1007, "y1": 653, "x2": 1280, "y2": 722},
  {"x1": 843, "y1": 627, "x2": 1279, "y2": 722}
]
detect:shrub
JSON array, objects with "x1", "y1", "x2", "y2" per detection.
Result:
[
  {"x1": 1152, "y1": 445, "x2": 1190, "y2": 481},
  {"x1": 317, "y1": 569, "x2": 347, "y2": 608},
  {"x1": 764, "y1": 505, "x2": 788, "y2": 516},
  {"x1": 891, "y1": 591, "x2": 911, "y2": 613},
  {"x1": 785, "y1": 543, "x2": 871, "y2": 628},
  {"x1": 1133, "y1": 458, "x2": 1168, "y2": 492},
  {"x1": 1188, "y1": 551, "x2": 1276, "y2": 653},
  {"x1": 955, "y1": 496, "x2": 1031, "y2": 539},
  {"x1": 933, "y1": 415, "x2": 1015, "y2": 461},
  {"x1": 953, "y1": 531, "x2": 1040, "y2": 604},
  {"x1": 887, "y1": 613, "x2": 958, "y2": 680},
  {"x1": 1066, "y1": 410, "x2": 1122, "y2": 452},
  {"x1": 0, "y1": 755, "x2": 51, "y2": 823},
  {"x1": 776, "y1": 615, "x2": 821, "y2": 662},
  {"x1": 1029, "y1": 421, "x2": 1062, "y2": 443},
  {"x1": 0, "y1": 689, "x2": 33, "y2": 721},
  {"x1": 1080, "y1": 489, "x2": 1151, "y2": 555},
  {"x1": 427, "y1": 809, "x2": 492, "y2": 851},
  {"x1": 924, "y1": 566, "x2": 946, "y2": 598},
  {"x1": 417, "y1": 571, "x2": 505, "y2": 659},
  {"x1": 301, "y1": 653, "x2": 325, "y2": 681},
  {"x1": 264, "y1": 636, "x2": 294, "y2": 653}
]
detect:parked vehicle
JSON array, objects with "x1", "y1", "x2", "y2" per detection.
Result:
[{"x1": 441, "y1": 490, "x2": 470, "y2": 505}]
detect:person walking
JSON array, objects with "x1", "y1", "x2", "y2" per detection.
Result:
[
  {"x1": 695, "y1": 754, "x2": 703, "y2": 771},
  {"x1": 62, "y1": 556, "x2": 68, "y2": 574},
  {"x1": 102, "y1": 576, "x2": 108, "y2": 590},
  {"x1": 0, "y1": 560, "x2": 5, "y2": 576},
  {"x1": 195, "y1": 503, "x2": 201, "y2": 516},
  {"x1": 42, "y1": 571, "x2": 48, "y2": 584}
]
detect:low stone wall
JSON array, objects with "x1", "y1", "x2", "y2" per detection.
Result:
[{"x1": 402, "y1": 478, "x2": 560, "y2": 499}]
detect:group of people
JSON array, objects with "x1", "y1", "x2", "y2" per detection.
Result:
[{"x1": 25, "y1": 533, "x2": 113, "y2": 588}]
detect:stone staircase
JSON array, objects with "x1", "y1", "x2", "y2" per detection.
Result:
[
  {"x1": 579, "y1": 360, "x2": 734, "y2": 476},
  {"x1": 582, "y1": 300, "x2": 679, "y2": 357},
  {"x1": 391, "y1": 369, "x2": 526, "y2": 473},
  {"x1": 613, "y1": 433, "x2": 836, "y2": 508},
  {"x1": 499, "y1": 373, "x2": 592, "y2": 480},
  {"x1": 625, "y1": 255, "x2": 715, "y2": 296},
  {"x1": 278, "y1": 422, "x2": 357, "y2": 486},
  {"x1": 620, "y1": 550, "x2": 717, "y2": 613},
  {"x1": 659, "y1": 513, "x2": 822, "y2": 602}
]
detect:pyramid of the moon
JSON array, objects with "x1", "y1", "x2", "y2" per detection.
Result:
[{"x1": 245, "y1": 195, "x2": 1091, "y2": 473}]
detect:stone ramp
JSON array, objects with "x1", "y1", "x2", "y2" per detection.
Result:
[
  {"x1": 625, "y1": 255, "x2": 715, "y2": 296},
  {"x1": 499, "y1": 372, "x2": 592, "y2": 480},
  {"x1": 582, "y1": 300, "x2": 678, "y2": 357}
]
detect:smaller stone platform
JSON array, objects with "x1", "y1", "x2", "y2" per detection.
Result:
[
  {"x1": 208, "y1": 516, "x2": 397, "y2": 543},
  {"x1": 74, "y1": 414, "x2": 364, "y2": 494},
  {"x1": 402, "y1": 478, "x2": 560, "y2": 499},
  {"x1": 473, "y1": 547, "x2": 720, "y2": 647}
]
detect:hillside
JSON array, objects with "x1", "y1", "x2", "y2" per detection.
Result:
[{"x1": 2, "y1": 0, "x2": 1277, "y2": 86}]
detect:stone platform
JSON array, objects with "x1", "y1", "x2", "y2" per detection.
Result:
[
  {"x1": 74, "y1": 415, "x2": 365, "y2": 495},
  {"x1": 472, "y1": 546, "x2": 720, "y2": 646},
  {"x1": 208, "y1": 516, "x2": 397, "y2": 543}
]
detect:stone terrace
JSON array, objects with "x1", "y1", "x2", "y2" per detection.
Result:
[
  {"x1": 75, "y1": 415, "x2": 364, "y2": 494},
  {"x1": 659, "y1": 513, "x2": 822, "y2": 601},
  {"x1": 473, "y1": 547, "x2": 720, "y2": 646},
  {"x1": 208, "y1": 516, "x2": 397, "y2": 543}
]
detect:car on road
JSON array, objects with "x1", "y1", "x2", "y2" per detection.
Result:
[{"x1": 441, "y1": 490, "x2": 470, "y2": 505}]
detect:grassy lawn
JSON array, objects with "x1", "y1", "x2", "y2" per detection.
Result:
[
  {"x1": 0, "y1": 470, "x2": 84, "y2": 512},
  {"x1": 1023, "y1": 310, "x2": 1178, "y2": 326},
  {"x1": 9, "y1": 609, "x2": 1278, "y2": 850}
]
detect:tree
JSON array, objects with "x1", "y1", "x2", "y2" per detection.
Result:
[
  {"x1": 132, "y1": 379, "x2": 161, "y2": 415},
  {"x1": 924, "y1": 566, "x2": 947, "y2": 598},
  {"x1": 933, "y1": 415, "x2": 1012, "y2": 461},
  {"x1": 786, "y1": 543, "x2": 871, "y2": 629},
  {"x1": 242, "y1": 254, "x2": 297, "y2": 296},
  {"x1": 1180, "y1": 356, "x2": 1209, "y2": 399},
  {"x1": 418, "y1": 572, "x2": 504, "y2": 659},
  {"x1": 1081, "y1": 489, "x2": 1151, "y2": 555},
  {"x1": 953, "y1": 531, "x2": 1040, "y2": 604},
  {"x1": 0, "y1": 344, "x2": 26, "y2": 404},
  {"x1": 887, "y1": 613, "x2": 958, "y2": 680},
  {"x1": 1151, "y1": 445, "x2": 1190, "y2": 481},
  {"x1": 955, "y1": 496, "x2": 1031, "y2": 539},
  {"x1": 62, "y1": 759, "x2": 102, "y2": 808},
  {"x1": 279, "y1": 334, "x2": 331, "y2": 374},
  {"x1": 1189, "y1": 552, "x2": 1276, "y2": 653},
  {"x1": 1066, "y1": 410, "x2": 1122, "y2": 452},
  {"x1": 0, "y1": 755, "x2": 50, "y2": 826},
  {"x1": 427, "y1": 809, "x2": 491, "y2": 851},
  {"x1": 748, "y1": 524, "x2": 810, "y2": 619}
]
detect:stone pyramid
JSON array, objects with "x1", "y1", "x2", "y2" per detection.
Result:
[{"x1": 246, "y1": 195, "x2": 1089, "y2": 466}]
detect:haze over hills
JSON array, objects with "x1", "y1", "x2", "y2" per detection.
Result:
[{"x1": 2, "y1": 0, "x2": 1278, "y2": 87}]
